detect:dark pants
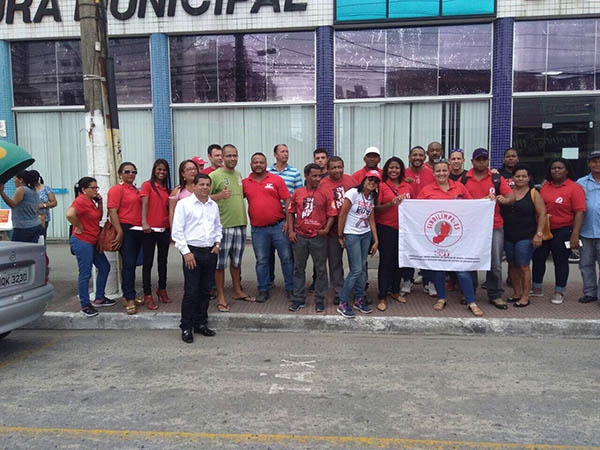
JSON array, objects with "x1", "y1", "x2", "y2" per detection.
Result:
[
  {"x1": 119, "y1": 224, "x2": 143, "y2": 300},
  {"x1": 292, "y1": 235, "x2": 327, "y2": 303},
  {"x1": 532, "y1": 226, "x2": 572, "y2": 291},
  {"x1": 12, "y1": 224, "x2": 42, "y2": 243},
  {"x1": 377, "y1": 224, "x2": 400, "y2": 298},
  {"x1": 180, "y1": 246, "x2": 217, "y2": 331},
  {"x1": 142, "y1": 229, "x2": 171, "y2": 295}
]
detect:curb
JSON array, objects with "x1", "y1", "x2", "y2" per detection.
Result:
[{"x1": 27, "y1": 312, "x2": 600, "y2": 338}]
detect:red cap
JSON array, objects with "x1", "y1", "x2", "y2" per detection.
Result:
[
  {"x1": 364, "y1": 169, "x2": 382, "y2": 181},
  {"x1": 192, "y1": 156, "x2": 206, "y2": 166}
]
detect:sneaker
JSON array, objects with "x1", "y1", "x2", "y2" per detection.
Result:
[
  {"x1": 92, "y1": 297, "x2": 116, "y2": 307},
  {"x1": 333, "y1": 296, "x2": 341, "y2": 305},
  {"x1": 353, "y1": 297, "x2": 372, "y2": 314},
  {"x1": 337, "y1": 302, "x2": 355, "y2": 318},
  {"x1": 256, "y1": 291, "x2": 269, "y2": 303},
  {"x1": 400, "y1": 280, "x2": 413, "y2": 295},
  {"x1": 414, "y1": 275, "x2": 423, "y2": 285},
  {"x1": 578, "y1": 295, "x2": 597, "y2": 304},
  {"x1": 551, "y1": 292, "x2": 564, "y2": 305},
  {"x1": 425, "y1": 282, "x2": 437, "y2": 298},
  {"x1": 80, "y1": 306, "x2": 99, "y2": 317},
  {"x1": 289, "y1": 301, "x2": 305, "y2": 312},
  {"x1": 529, "y1": 289, "x2": 544, "y2": 297},
  {"x1": 315, "y1": 302, "x2": 325, "y2": 313}
]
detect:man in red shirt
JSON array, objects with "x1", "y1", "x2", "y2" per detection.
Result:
[
  {"x1": 352, "y1": 147, "x2": 383, "y2": 184},
  {"x1": 318, "y1": 156, "x2": 356, "y2": 303},
  {"x1": 287, "y1": 163, "x2": 336, "y2": 312},
  {"x1": 405, "y1": 146, "x2": 435, "y2": 197},
  {"x1": 425, "y1": 141, "x2": 444, "y2": 169},
  {"x1": 243, "y1": 152, "x2": 293, "y2": 302},
  {"x1": 200, "y1": 144, "x2": 223, "y2": 175},
  {"x1": 460, "y1": 147, "x2": 515, "y2": 309}
]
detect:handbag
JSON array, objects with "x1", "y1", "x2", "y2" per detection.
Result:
[
  {"x1": 96, "y1": 220, "x2": 119, "y2": 252},
  {"x1": 530, "y1": 189, "x2": 553, "y2": 240}
]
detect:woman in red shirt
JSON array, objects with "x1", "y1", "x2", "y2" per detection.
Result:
[
  {"x1": 66, "y1": 177, "x2": 115, "y2": 317},
  {"x1": 108, "y1": 162, "x2": 143, "y2": 315},
  {"x1": 531, "y1": 158, "x2": 586, "y2": 304},
  {"x1": 374, "y1": 157, "x2": 414, "y2": 311},
  {"x1": 141, "y1": 159, "x2": 172, "y2": 310},
  {"x1": 418, "y1": 159, "x2": 483, "y2": 316}
]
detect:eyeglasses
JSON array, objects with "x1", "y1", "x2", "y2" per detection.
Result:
[
  {"x1": 450, "y1": 148, "x2": 463, "y2": 153},
  {"x1": 87, "y1": 186, "x2": 100, "y2": 190},
  {"x1": 367, "y1": 177, "x2": 380, "y2": 183},
  {"x1": 122, "y1": 170, "x2": 138, "y2": 175}
]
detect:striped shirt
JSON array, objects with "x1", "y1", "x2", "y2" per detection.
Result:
[{"x1": 267, "y1": 163, "x2": 303, "y2": 195}]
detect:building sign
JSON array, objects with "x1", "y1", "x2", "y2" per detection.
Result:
[{"x1": 336, "y1": 0, "x2": 495, "y2": 23}]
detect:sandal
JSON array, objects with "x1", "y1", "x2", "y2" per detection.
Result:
[
  {"x1": 506, "y1": 297, "x2": 522, "y2": 303},
  {"x1": 125, "y1": 300, "x2": 137, "y2": 315},
  {"x1": 217, "y1": 303, "x2": 230, "y2": 312},
  {"x1": 376, "y1": 299, "x2": 387, "y2": 311},
  {"x1": 433, "y1": 299, "x2": 446, "y2": 311},
  {"x1": 468, "y1": 303, "x2": 484, "y2": 317},
  {"x1": 389, "y1": 293, "x2": 407, "y2": 304},
  {"x1": 134, "y1": 296, "x2": 145, "y2": 306},
  {"x1": 234, "y1": 295, "x2": 256, "y2": 303}
]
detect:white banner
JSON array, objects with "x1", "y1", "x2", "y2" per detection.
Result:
[{"x1": 398, "y1": 199, "x2": 494, "y2": 271}]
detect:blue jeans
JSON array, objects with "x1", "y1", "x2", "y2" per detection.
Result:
[
  {"x1": 433, "y1": 270, "x2": 475, "y2": 304},
  {"x1": 486, "y1": 228, "x2": 504, "y2": 300},
  {"x1": 119, "y1": 224, "x2": 143, "y2": 300},
  {"x1": 251, "y1": 222, "x2": 293, "y2": 291},
  {"x1": 579, "y1": 237, "x2": 600, "y2": 299},
  {"x1": 70, "y1": 235, "x2": 110, "y2": 308},
  {"x1": 504, "y1": 239, "x2": 533, "y2": 266},
  {"x1": 532, "y1": 226, "x2": 572, "y2": 292},
  {"x1": 339, "y1": 232, "x2": 371, "y2": 303},
  {"x1": 12, "y1": 224, "x2": 42, "y2": 243}
]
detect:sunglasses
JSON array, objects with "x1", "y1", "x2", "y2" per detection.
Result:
[
  {"x1": 450, "y1": 148, "x2": 463, "y2": 153},
  {"x1": 122, "y1": 170, "x2": 138, "y2": 175},
  {"x1": 367, "y1": 177, "x2": 380, "y2": 183}
]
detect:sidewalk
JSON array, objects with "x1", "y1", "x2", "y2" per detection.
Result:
[{"x1": 32, "y1": 242, "x2": 600, "y2": 337}]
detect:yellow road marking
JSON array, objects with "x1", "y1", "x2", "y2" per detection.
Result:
[
  {"x1": 0, "y1": 426, "x2": 598, "y2": 449},
  {"x1": 0, "y1": 336, "x2": 62, "y2": 370}
]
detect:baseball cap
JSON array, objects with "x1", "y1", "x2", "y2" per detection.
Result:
[
  {"x1": 588, "y1": 150, "x2": 600, "y2": 160},
  {"x1": 364, "y1": 169, "x2": 382, "y2": 181},
  {"x1": 472, "y1": 148, "x2": 489, "y2": 160},
  {"x1": 192, "y1": 156, "x2": 206, "y2": 166},
  {"x1": 363, "y1": 147, "x2": 381, "y2": 157}
]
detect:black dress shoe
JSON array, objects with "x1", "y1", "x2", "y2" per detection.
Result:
[
  {"x1": 181, "y1": 329, "x2": 194, "y2": 343},
  {"x1": 194, "y1": 325, "x2": 216, "y2": 337}
]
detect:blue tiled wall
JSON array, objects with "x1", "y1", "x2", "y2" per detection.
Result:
[
  {"x1": 0, "y1": 40, "x2": 15, "y2": 143},
  {"x1": 490, "y1": 18, "x2": 514, "y2": 169},
  {"x1": 316, "y1": 26, "x2": 334, "y2": 156},
  {"x1": 150, "y1": 34, "x2": 173, "y2": 173}
]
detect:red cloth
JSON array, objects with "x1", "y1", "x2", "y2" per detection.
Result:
[
  {"x1": 540, "y1": 179, "x2": 586, "y2": 229},
  {"x1": 405, "y1": 165, "x2": 435, "y2": 196},
  {"x1": 376, "y1": 181, "x2": 415, "y2": 229},
  {"x1": 318, "y1": 174, "x2": 356, "y2": 236},
  {"x1": 140, "y1": 181, "x2": 170, "y2": 228},
  {"x1": 107, "y1": 183, "x2": 142, "y2": 226},
  {"x1": 461, "y1": 168, "x2": 512, "y2": 229},
  {"x1": 351, "y1": 166, "x2": 383, "y2": 184},
  {"x1": 288, "y1": 187, "x2": 336, "y2": 238},
  {"x1": 200, "y1": 167, "x2": 216, "y2": 175},
  {"x1": 70, "y1": 194, "x2": 102, "y2": 245},
  {"x1": 243, "y1": 172, "x2": 290, "y2": 227},
  {"x1": 417, "y1": 180, "x2": 473, "y2": 200}
]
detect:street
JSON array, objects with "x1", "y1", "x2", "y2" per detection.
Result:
[{"x1": 0, "y1": 330, "x2": 598, "y2": 450}]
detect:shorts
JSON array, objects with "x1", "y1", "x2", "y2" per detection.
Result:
[
  {"x1": 504, "y1": 239, "x2": 533, "y2": 266},
  {"x1": 217, "y1": 226, "x2": 246, "y2": 270}
]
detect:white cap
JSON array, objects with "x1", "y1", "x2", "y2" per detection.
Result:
[{"x1": 363, "y1": 146, "x2": 381, "y2": 157}]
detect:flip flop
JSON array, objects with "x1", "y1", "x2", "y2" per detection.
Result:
[
  {"x1": 217, "y1": 303, "x2": 230, "y2": 312},
  {"x1": 234, "y1": 295, "x2": 256, "y2": 303}
]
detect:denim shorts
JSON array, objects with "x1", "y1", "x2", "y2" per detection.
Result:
[{"x1": 504, "y1": 239, "x2": 533, "y2": 266}]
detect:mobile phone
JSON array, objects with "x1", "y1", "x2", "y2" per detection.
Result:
[{"x1": 565, "y1": 240, "x2": 582, "y2": 249}]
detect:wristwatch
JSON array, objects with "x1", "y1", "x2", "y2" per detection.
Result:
[{"x1": 214, "y1": 242, "x2": 221, "y2": 248}]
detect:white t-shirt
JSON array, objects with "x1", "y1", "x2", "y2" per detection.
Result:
[{"x1": 343, "y1": 188, "x2": 375, "y2": 235}]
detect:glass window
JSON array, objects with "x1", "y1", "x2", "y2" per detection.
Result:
[
  {"x1": 170, "y1": 32, "x2": 315, "y2": 103},
  {"x1": 513, "y1": 21, "x2": 547, "y2": 92},
  {"x1": 335, "y1": 24, "x2": 492, "y2": 99},
  {"x1": 111, "y1": 38, "x2": 151, "y2": 104}
]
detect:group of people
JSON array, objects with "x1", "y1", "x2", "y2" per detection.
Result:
[{"x1": 62, "y1": 140, "x2": 600, "y2": 344}]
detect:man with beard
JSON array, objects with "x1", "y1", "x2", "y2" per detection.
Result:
[{"x1": 425, "y1": 141, "x2": 444, "y2": 169}]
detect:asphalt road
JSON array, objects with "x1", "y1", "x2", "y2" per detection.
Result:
[{"x1": 0, "y1": 330, "x2": 599, "y2": 450}]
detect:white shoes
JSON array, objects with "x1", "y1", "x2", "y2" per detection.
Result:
[
  {"x1": 424, "y1": 281, "x2": 437, "y2": 298},
  {"x1": 400, "y1": 280, "x2": 413, "y2": 295},
  {"x1": 551, "y1": 292, "x2": 564, "y2": 304}
]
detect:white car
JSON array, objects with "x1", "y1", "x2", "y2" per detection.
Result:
[{"x1": 0, "y1": 241, "x2": 54, "y2": 340}]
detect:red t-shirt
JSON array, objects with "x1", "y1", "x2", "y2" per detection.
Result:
[
  {"x1": 352, "y1": 166, "x2": 383, "y2": 184},
  {"x1": 107, "y1": 183, "x2": 142, "y2": 226},
  {"x1": 540, "y1": 179, "x2": 586, "y2": 229},
  {"x1": 70, "y1": 194, "x2": 102, "y2": 245},
  {"x1": 318, "y1": 174, "x2": 356, "y2": 236},
  {"x1": 461, "y1": 169, "x2": 512, "y2": 229},
  {"x1": 243, "y1": 172, "x2": 290, "y2": 227},
  {"x1": 140, "y1": 181, "x2": 170, "y2": 228},
  {"x1": 376, "y1": 180, "x2": 415, "y2": 229},
  {"x1": 288, "y1": 187, "x2": 336, "y2": 238},
  {"x1": 201, "y1": 167, "x2": 216, "y2": 175},
  {"x1": 417, "y1": 180, "x2": 473, "y2": 200},
  {"x1": 405, "y1": 165, "x2": 435, "y2": 196}
]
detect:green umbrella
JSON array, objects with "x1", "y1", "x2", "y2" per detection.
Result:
[{"x1": 0, "y1": 140, "x2": 35, "y2": 184}]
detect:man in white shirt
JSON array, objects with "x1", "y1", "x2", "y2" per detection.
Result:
[{"x1": 172, "y1": 173, "x2": 222, "y2": 343}]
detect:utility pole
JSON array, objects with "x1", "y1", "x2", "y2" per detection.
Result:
[{"x1": 79, "y1": 0, "x2": 122, "y2": 297}]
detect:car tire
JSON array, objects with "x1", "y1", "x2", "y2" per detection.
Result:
[{"x1": 0, "y1": 331, "x2": 11, "y2": 340}]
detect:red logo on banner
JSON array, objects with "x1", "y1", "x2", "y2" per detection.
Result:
[{"x1": 423, "y1": 210, "x2": 464, "y2": 248}]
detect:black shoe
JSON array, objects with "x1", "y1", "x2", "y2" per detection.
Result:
[
  {"x1": 193, "y1": 325, "x2": 216, "y2": 337},
  {"x1": 578, "y1": 295, "x2": 597, "y2": 304},
  {"x1": 513, "y1": 301, "x2": 530, "y2": 308},
  {"x1": 80, "y1": 306, "x2": 99, "y2": 317},
  {"x1": 289, "y1": 301, "x2": 305, "y2": 312},
  {"x1": 333, "y1": 296, "x2": 340, "y2": 305},
  {"x1": 315, "y1": 302, "x2": 325, "y2": 313},
  {"x1": 256, "y1": 291, "x2": 269, "y2": 303},
  {"x1": 181, "y1": 329, "x2": 194, "y2": 343}
]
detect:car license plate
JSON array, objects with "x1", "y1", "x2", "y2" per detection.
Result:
[{"x1": 0, "y1": 267, "x2": 29, "y2": 288}]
